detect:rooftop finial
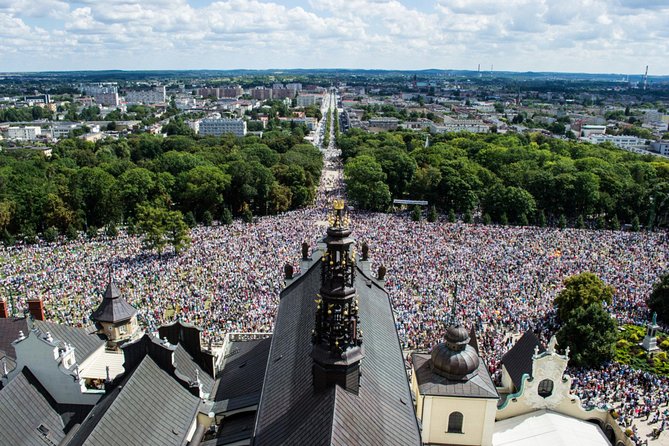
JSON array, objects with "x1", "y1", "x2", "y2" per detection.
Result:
[{"x1": 450, "y1": 281, "x2": 460, "y2": 326}]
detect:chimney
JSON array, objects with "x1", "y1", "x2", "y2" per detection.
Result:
[
  {"x1": 27, "y1": 298, "x2": 45, "y2": 321},
  {"x1": 0, "y1": 298, "x2": 8, "y2": 318}
]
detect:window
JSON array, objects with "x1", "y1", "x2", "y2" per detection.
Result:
[
  {"x1": 447, "y1": 411, "x2": 464, "y2": 434},
  {"x1": 538, "y1": 379, "x2": 554, "y2": 398},
  {"x1": 119, "y1": 325, "x2": 127, "y2": 335}
]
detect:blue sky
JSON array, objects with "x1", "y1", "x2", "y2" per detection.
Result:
[{"x1": 1, "y1": 0, "x2": 668, "y2": 74}]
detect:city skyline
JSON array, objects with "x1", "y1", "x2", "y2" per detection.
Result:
[{"x1": 1, "y1": 0, "x2": 668, "y2": 75}]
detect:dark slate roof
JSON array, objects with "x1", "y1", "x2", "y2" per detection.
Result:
[
  {"x1": 202, "y1": 412, "x2": 257, "y2": 446},
  {"x1": 0, "y1": 317, "x2": 29, "y2": 360},
  {"x1": 90, "y1": 281, "x2": 137, "y2": 324},
  {"x1": 33, "y1": 320, "x2": 104, "y2": 363},
  {"x1": 0, "y1": 350, "x2": 17, "y2": 376},
  {"x1": 501, "y1": 331, "x2": 545, "y2": 390},
  {"x1": 73, "y1": 356, "x2": 200, "y2": 446},
  {"x1": 412, "y1": 353, "x2": 499, "y2": 399},
  {"x1": 174, "y1": 343, "x2": 214, "y2": 395},
  {"x1": 0, "y1": 367, "x2": 66, "y2": 446},
  {"x1": 253, "y1": 259, "x2": 422, "y2": 446},
  {"x1": 212, "y1": 337, "x2": 271, "y2": 411}
]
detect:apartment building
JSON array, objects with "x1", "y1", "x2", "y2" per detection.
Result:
[{"x1": 198, "y1": 118, "x2": 247, "y2": 137}]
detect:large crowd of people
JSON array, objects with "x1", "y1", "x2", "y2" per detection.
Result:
[{"x1": 1, "y1": 132, "x2": 668, "y2": 444}]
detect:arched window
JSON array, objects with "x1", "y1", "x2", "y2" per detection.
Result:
[
  {"x1": 538, "y1": 379, "x2": 554, "y2": 398},
  {"x1": 447, "y1": 411, "x2": 464, "y2": 434}
]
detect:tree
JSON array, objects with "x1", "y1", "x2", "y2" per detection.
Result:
[
  {"x1": 344, "y1": 155, "x2": 391, "y2": 211},
  {"x1": 448, "y1": 208, "x2": 456, "y2": 223},
  {"x1": 166, "y1": 210, "x2": 191, "y2": 254},
  {"x1": 105, "y1": 222, "x2": 118, "y2": 238},
  {"x1": 556, "y1": 303, "x2": 617, "y2": 367},
  {"x1": 575, "y1": 215, "x2": 586, "y2": 229},
  {"x1": 631, "y1": 215, "x2": 640, "y2": 231},
  {"x1": 202, "y1": 210, "x2": 213, "y2": 226},
  {"x1": 554, "y1": 272, "x2": 615, "y2": 322},
  {"x1": 135, "y1": 204, "x2": 190, "y2": 255},
  {"x1": 411, "y1": 205, "x2": 422, "y2": 222},
  {"x1": 220, "y1": 207, "x2": 233, "y2": 225},
  {"x1": 648, "y1": 273, "x2": 669, "y2": 324},
  {"x1": 43, "y1": 226, "x2": 58, "y2": 243},
  {"x1": 558, "y1": 214, "x2": 567, "y2": 229},
  {"x1": 184, "y1": 211, "x2": 196, "y2": 228},
  {"x1": 427, "y1": 205, "x2": 438, "y2": 223},
  {"x1": 136, "y1": 205, "x2": 169, "y2": 255}
]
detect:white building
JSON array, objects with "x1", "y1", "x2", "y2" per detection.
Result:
[
  {"x1": 650, "y1": 141, "x2": 669, "y2": 156},
  {"x1": 586, "y1": 134, "x2": 642, "y2": 150},
  {"x1": 581, "y1": 124, "x2": 607, "y2": 138},
  {"x1": 430, "y1": 118, "x2": 489, "y2": 134},
  {"x1": 199, "y1": 118, "x2": 247, "y2": 137},
  {"x1": 296, "y1": 94, "x2": 322, "y2": 107},
  {"x1": 80, "y1": 83, "x2": 120, "y2": 106},
  {"x1": 7, "y1": 126, "x2": 41, "y2": 141},
  {"x1": 125, "y1": 86, "x2": 167, "y2": 104}
]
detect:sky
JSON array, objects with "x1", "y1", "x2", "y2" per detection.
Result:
[{"x1": 1, "y1": 0, "x2": 668, "y2": 74}]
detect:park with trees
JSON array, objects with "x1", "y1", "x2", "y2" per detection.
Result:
[
  {"x1": 340, "y1": 129, "x2": 669, "y2": 229},
  {"x1": 0, "y1": 125, "x2": 322, "y2": 249}
]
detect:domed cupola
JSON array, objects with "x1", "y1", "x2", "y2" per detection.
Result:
[{"x1": 430, "y1": 283, "x2": 480, "y2": 381}]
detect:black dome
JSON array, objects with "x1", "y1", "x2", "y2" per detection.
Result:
[
  {"x1": 430, "y1": 343, "x2": 480, "y2": 381},
  {"x1": 444, "y1": 326, "x2": 470, "y2": 351}
]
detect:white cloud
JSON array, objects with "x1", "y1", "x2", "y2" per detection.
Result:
[{"x1": 0, "y1": 0, "x2": 667, "y2": 73}]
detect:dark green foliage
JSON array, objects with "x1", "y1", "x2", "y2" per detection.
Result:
[
  {"x1": 411, "y1": 205, "x2": 422, "y2": 222},
  {"x1": 427, "y1": 205, "x2": 438, "y2": 223},
  {"x1": 554, "y1": 272, "x2": 615, "y2": 322},
  {"x1": 0, "y1": 125, "x2": 319, "y2": 238},
  {"x1": 202, "y1": 210, "x2": 213, "y2": 226},
  {"x1": 105, "y1": 222, "x2": 118, "y2": 238},
  {"x1": 610, "y1": 215, "x2": 620, "y2": 230},
  {"x1": 2, "y1": 228, "x2": 15, "y2": 246},
  {"x1": 499, "y1": 213, "x2": 508, "y2": 225},
  {"x1": 184, "y1": 211, "x2": 196, "y2": 228},
  {"x1": 483, "y1": 213, "x2": 492, "y2": 225},
  {"x1": 575, "y1": 215, "x2": 586, "y2": 229},
  {"x1": 86, "y1": 225, "x2": 98, "y2": 239},
  {"x1": 448, "y1": 208, "x2": 456, "y2": 223},
  {"x1": 555, "y1": 272, "x2": 618, "y2": 367},
  {"x1": 648, "y1": 273, "x2": 669, "y2": 325},
  {"x1": 65, "y1": 224, "x2": 78, "y2": 241},
  {"x1": 242, "y1": 207, "x2": 253, "y2": 223},
  {"x1": 537, "y1": 210, "x2": 547, "y2": 227},
  {"x1": 339, "y1": 130, "x2": 669, "y2": 229},
  {"x1": 518, "y1": 213, "x2": 528, "y2": 226},
  {"x1": 557, "y1": 303, "x2": 617, "y2": 367},
  {"x1": 135, "y1": 204, "x2": 191, "y2": 255},
  {"x1": 220, "y1": 207, "x2": 233, "y2": 225},
  {"x1": 631, "y1": 215, "x2": 640, "y2": 231},
  {"x1": 43, "y1": 226, "x2": 58, "y2": 243},
  {"x1": 464, "y1": 210, "x2": 473, "y2": 224},
  {"x1": 558, "y1": 214, "x2": 567, "y2": 229},
  {"x1": 595, "y1": 215, "x2": 606, "y2": 230}
]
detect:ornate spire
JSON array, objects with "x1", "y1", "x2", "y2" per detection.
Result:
[{"x1": 311, "y1": 200, "x2": 363, "y2": 393}]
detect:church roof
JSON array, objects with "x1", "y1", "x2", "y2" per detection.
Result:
[
  {"x1": 501, "y1": 331, "x2": 545, "y2": 390},
  {"x1": 252, "y1": 258, "x2": 421, "y2": 446},
  {"x1": 33, "y1": 320, "x2": 104, "y2": 363},
  {"x1": 90, "y1": 281, "x2": 137, "y2": 324},
  {"x1": 492, "y1": 410, "x2": 610, "y2": 446},
  {"x1": 0, "y1": 317, "x2": 29, "y2": 360},
  {"x1": 412, "y1": 352, "x2": 499, "y2": 399},
  {"x1": 68, "y1": 356, "x2": 200, "y2": 446},
  {"x1": 212, "y1": 337, "x2": 271, "y2": 414},
  {"x1": 0, "y1": 367, "x2": 66, "y2": 446},
  {"x1": 174, "y1": 343, "x2": 214, "y2": 395}
]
